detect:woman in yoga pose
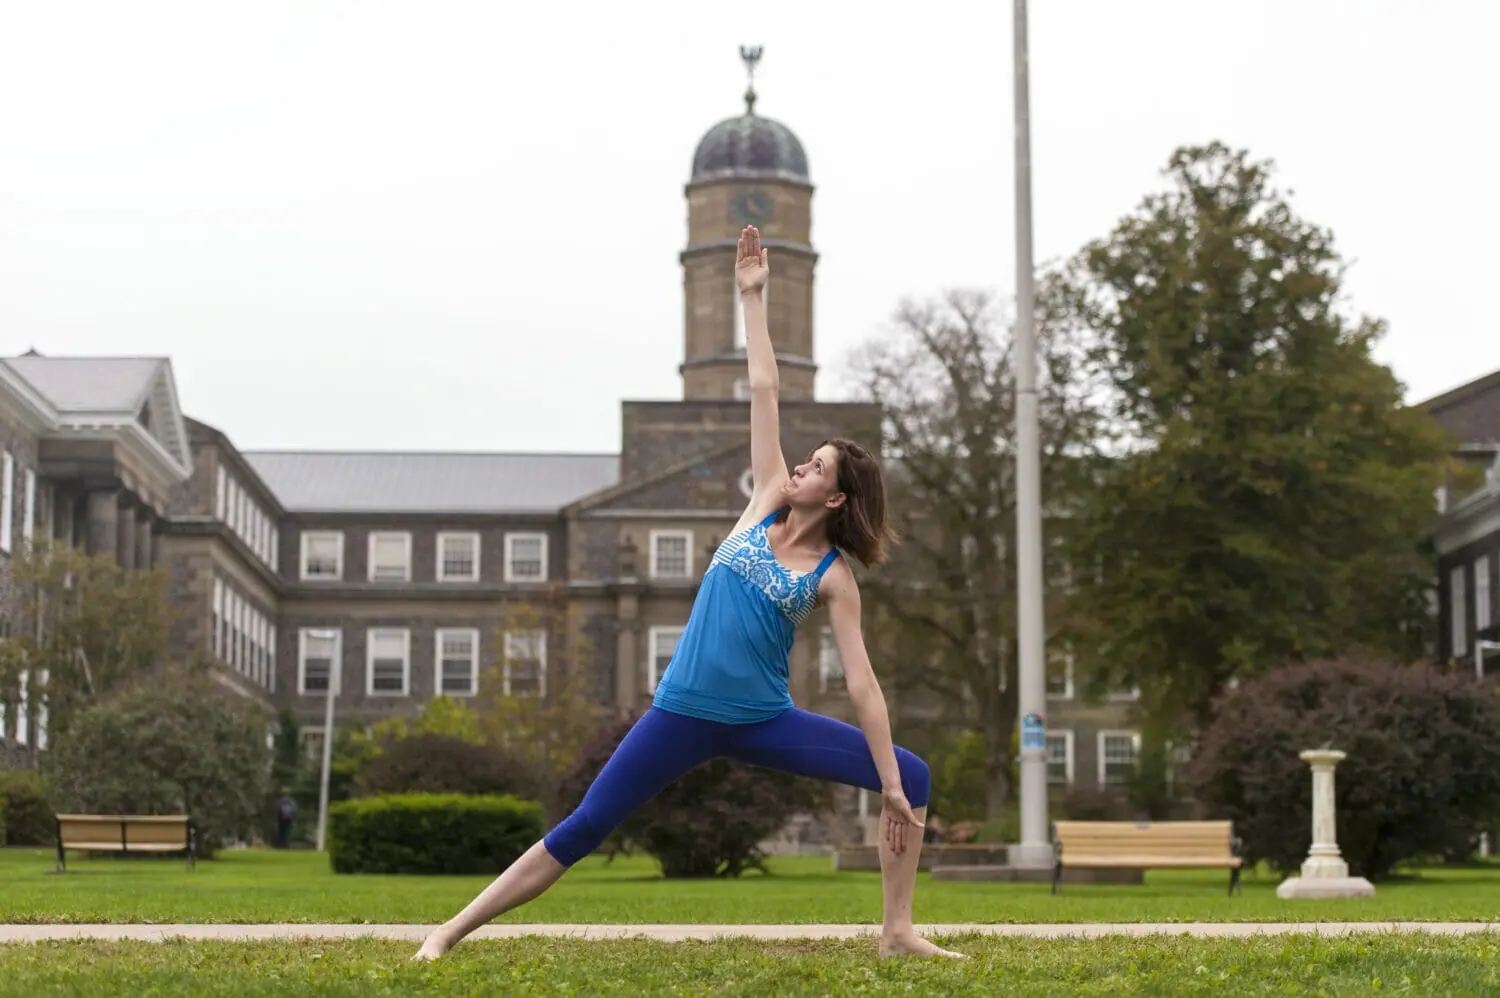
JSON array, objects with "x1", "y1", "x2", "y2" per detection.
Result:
[{"x1": 415, "y1": 226, "x2": 962, "y2": 961}]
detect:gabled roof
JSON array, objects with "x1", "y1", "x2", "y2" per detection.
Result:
[
  {"x1": 0, "y1": 353, "x2": 193, "y2": 477},
  {"x1": 241, "y1": 450, "x2": 621, "y2": 514},
  {"x1": 1415, "y1": 366, "x2": 1500, "y2": 413}
]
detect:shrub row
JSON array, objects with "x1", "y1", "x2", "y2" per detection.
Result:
[
  {"x1": 0, "y1": 770, "x2": 54, "y2": 846},
  {"x1": 327, "y1": 793, "x2": 543, "y2": 875}
]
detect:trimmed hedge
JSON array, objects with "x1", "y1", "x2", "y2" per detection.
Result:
[
  {"x1": 327, "y1": 793, "x2": 543, "y2": 875},
  {"x1": 0, "y1": 796, "x2": 7, "y2": 845},
  {"x1": 0, "y1": 770, "x2": 55, "y2": 846}
]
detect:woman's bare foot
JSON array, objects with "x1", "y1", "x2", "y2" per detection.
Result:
[
  {"x1": 410, "y1": 928, "x2": 456, "y2": 962},
  {"x1": 878, "y1": 931, "x2": 968, "y2": 959}
]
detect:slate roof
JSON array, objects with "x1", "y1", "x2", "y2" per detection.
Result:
[
  {"x1": 3, "y1": 355, "x2": 162, "y2": 413},
  {"x1": 242, "y1": 451, "x2": 621, "y2": 514}
]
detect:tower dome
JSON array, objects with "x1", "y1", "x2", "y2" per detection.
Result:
[{"x1": 689, "y1": 46, "x2": 809, "y2": 184}]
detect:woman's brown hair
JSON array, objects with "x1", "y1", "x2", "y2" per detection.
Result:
[{"x1": 818, "y1": 438, "x2": 899, "y2": 568}]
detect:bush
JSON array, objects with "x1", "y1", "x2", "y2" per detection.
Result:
[
  {"x1": 353, "y1": 733, "x2": 538, "y2": 802},
  {"x1": 1187, "y1": 656, "x2": 1500, "y2": 880},
  {"x1": 558, "y1": 714, "x2": 835, "y2": 878},
  {"x1": 327, "y1": 793, "x2": 543, "y2": 875},
  {"x1": 0, "y1": 770, "x2": 55, "y2": 846},
  {"x1": 41, "y1": 670, "x2": 273, "y2": 856}
]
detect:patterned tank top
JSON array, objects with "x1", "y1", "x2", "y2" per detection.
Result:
[{"x1": 652, "y1": 508, "x2": 842, "y2": 724}]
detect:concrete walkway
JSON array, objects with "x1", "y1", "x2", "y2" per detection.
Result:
[{"x1": 1, "y1": 922, "x2": 1496, "y2": 943}]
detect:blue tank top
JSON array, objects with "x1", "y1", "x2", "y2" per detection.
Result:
[{"x1": 652, "y1": 508, "x2": 842, "y2": 724}]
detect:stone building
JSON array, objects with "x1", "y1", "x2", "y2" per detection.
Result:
[
  {"x1": 0, "y1": 60, "x2": 1141, "y2": 825},
  {"x1": 1423, "y1": 367, "x2": 1500, "y2": 674}
]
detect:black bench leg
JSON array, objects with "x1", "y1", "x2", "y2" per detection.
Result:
[
  {"x1": 1052, "y1": 860, "x2": 1062, "y2": 895},
  {"x1": 1229, "y1": 867, "x2": 1241, "y2": 896},
  {"x1": 54, "y1": 819, "x2": 65, "y2": 874}
]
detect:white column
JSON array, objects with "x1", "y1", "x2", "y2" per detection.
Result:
[{"x1": 1276, "y1": 748, "x2": 1375, "y2": 899}]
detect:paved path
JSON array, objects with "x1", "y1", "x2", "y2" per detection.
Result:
[{"x1": 1, "y1": 922, "x2": 1496, "y2": 944}]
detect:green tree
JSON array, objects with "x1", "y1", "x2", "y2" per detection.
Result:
[
  {"x1": 474, "y1": 584, "x2": 606, "y2": 801},
  {"x1": 42, "y1": 667, "x2": 273, "y2": 854},
  {"x1": 0, "y1": 543, "x2": 174, "y2": 760},
  {"x1": 851, "y1": 290, "x2": 1108, "y2": 817},
  {"x1": 1055, "y1": 142, "x2": 1456, "y2": 732}
]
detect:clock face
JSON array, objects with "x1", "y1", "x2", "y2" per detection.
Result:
[{"x1": 729, "y1": 187, "x2": 774, "y2": 227}]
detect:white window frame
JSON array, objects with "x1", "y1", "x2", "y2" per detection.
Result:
[
  {"x1": 215, "y1": 465, "x2": 228, "y2": 520},
  {"x1": 299, "y1": 531, "x2": 345, "y2": 581},
  {"x1": 212, "y1": 578, "x2": 225, "y2": 659},
  {"x1": 1046, "y1": 647, "x2": 1074, "y2": 700},
  {"x1": 502, "y1": 629, "x2": 548, "y2": 697},
  {"x1": 732, "y1": 377, "x2": 753, "y2": 401},
  {"x1": 435, "y1": 627, "x2": 481, "y2": 697},
  {"x1": 1451, "y1": 565, "x2": 1468, "y2": 657},
  {"x1": 437, "y1": 531, "x2": 481, "y2": 582},
  {"x1": 503, "y1": 532, "x2": 548, "y2": 583},
  {"x1": 1476, "y1": 556, "x2": 1492, "y2": 635},
  {"x1": 22, "y1": 468, "x2": 36, "y2": 544},
  {"x1": 367, "y1": 531, "x2": 413, "y2": 583},
  {"x1": 818, "y1": 625, "x2": 846, "y2": 694},
  {"x1": 0, "y1": 451, "x2": 12, "y2": 554},
  {"x1": 1045, "y1": 729, "x2": 1075, "y2": 785},
  {"x1": 1098, "y1": 730, "x2": 1141, "y2": 786},
  {"x1": 366, "y1": 628, "x2": 411, "y2": 697},
  {"x1": 270, "y1": 527, "x2": 280, "y2": 572},
  {"x1": 16, "y1": 671, "x2": 28, "y2": 746},
  {"x1": 1107, "y1": 685, "x2": 1142, "y2": 703},
  {"x1": 649, "y1": 529, "x2": 694, "y2": 580},
  {"x1": 300, "y1": 726, "x2": 327, "y2": 760},
  {"x1": 297, "y1": 627, "x2": 341, "y2": 696},
  {"x1": 648, "y1": 625, "x2": 683, "y2": 693}
]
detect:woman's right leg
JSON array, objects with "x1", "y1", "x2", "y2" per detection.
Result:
[{"x1": 414, "y1": 708, "x2": 722, "y2": 960}]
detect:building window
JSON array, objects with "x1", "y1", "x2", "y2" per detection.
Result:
[
  {"x1": 1046, "y1": 647, "x2": 1074, "y2": 700},
  {"x1": 650, "y1": 530, "x2": 693, "y2": 579},
  {"x1": 1476, "y1": 556, "x2": 1492, "y2": 636},
  {"x1": 502, "y1": 630, "x2": 547, "y2": 696},
  {"x1": 1046, "y1": 730, "x2": 1074, "y2": 785},
  {"x1": 1098, "y1": 731, "x2": 1140, "y2": 786},
  {"x1": 368, "y1": 531, "x2": 412, "y2": 582},
  {"x1": 268, "y1": 624, "x2": 278, "y2": 694},
  {"x1": 648, "y1": 626, "x2": 682, "y2": 693},
  {"x1": 0, "y1": 451, "x2": 12, "y2": 554},
  {"x1": 216, "y1": 466, "x2": 227, "y2": 520},
  {"x1": 438, "y1": 532, "x2": 480, "y2": 582},
  {"x1": 436, "y1": 628, "x2": 480, "y2": 697},
  {"x1": 819, "y1": 626, "x2": 846, "y2": 693},
  {"x1": 367, "y1": 629, "x2": 411, "y2": 696},
  {"x1": 298, "y1": 628, "x2": 340, "y2": 695},
  {"x1": 300, "y1": 531, "x2": 344, "y2": 581},
  {"x1": 15, "y1": 671, "x2": 29, "y2": 746},
  {"x1": 300, "y1": 727, "x2": 326, "y2": 760},
  {"x1": 1107, "y1": 684, "x2": 1142, "y2": 703},
  {"x1": 270, "y1": 527, "x2": 280, "y2": 572},
  {"x1": 21, "y1": 469, "x2": 35, "y2": 544},
  {"x1": 504, "y1": 533, "x2": 547, "y2": 582},
  {"x1": 212, "y1": 578, "x2": 225, "y2": 659},
  {"x1": 1451, "y1": 565, "x2": 1468, "y2": 657}
]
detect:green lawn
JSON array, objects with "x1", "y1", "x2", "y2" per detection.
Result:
[
  {"x1": 2, "y1": 936, "x2": 1498, "y2": 996},
  {"x1": 3, "y1": 847, "x2": 1498, "y2": 926}
]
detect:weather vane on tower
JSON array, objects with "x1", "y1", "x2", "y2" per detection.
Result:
[{"x1": 739, "y1": 44, "x2": 763, "y2": 115}]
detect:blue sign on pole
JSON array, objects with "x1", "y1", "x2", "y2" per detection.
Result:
[{"x1": 1021, "y1": 712, "x2": 1046, "y2": 751}]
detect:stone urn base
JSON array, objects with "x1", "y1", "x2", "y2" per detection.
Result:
[{"x1": 1276, "y1": 875, "x2": 1376, "y2": 899}]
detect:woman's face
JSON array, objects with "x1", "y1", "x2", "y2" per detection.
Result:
[{"x1": 783, "y1": 444, "x2": 844, "y2": 508}]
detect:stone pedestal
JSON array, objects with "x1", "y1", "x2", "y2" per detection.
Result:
[{"x1": 1276, "y1": 749, "x2": 1376, "y2": 899}]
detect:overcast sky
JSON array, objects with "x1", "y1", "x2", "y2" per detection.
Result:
[{"x1": 1, "y1": 1, "x2": 1495, "y2": 453}]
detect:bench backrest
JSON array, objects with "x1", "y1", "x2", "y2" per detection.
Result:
[
  {"x1": 56, "y1": 814, "x2": 191, "y2": 850},
  {"x1": 1053, "y1": 820, "x2": 1235, "y2": 860}
]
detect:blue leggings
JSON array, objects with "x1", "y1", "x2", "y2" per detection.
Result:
[{"x1": 543, "y1": 706, "x2": 932, "y2": 867}]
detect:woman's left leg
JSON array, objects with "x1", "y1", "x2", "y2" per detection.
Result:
[{"x1": 728, "y1": 708, "x2": 964, "y2": 959}]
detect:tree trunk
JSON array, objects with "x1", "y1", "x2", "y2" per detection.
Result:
[{"x1": 983, "y1": 702, "x2": 1016, "y2": 820}]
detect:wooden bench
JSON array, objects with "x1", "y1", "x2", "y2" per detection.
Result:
[
  {"x1": 1051, "y1": 820, "x2": 1242, "y2": 895},
  {"x1": 54, "y1": 814, "x2": 197, "y2": 873}
]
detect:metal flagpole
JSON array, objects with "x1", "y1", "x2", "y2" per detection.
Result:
[{"x1": 1010, "y1": 0, "x2": 1053, "y2": 869}]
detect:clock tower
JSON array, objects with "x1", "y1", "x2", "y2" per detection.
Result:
[{"x1": 681, "y1": 47, "x2": 817, "y2": 401}]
